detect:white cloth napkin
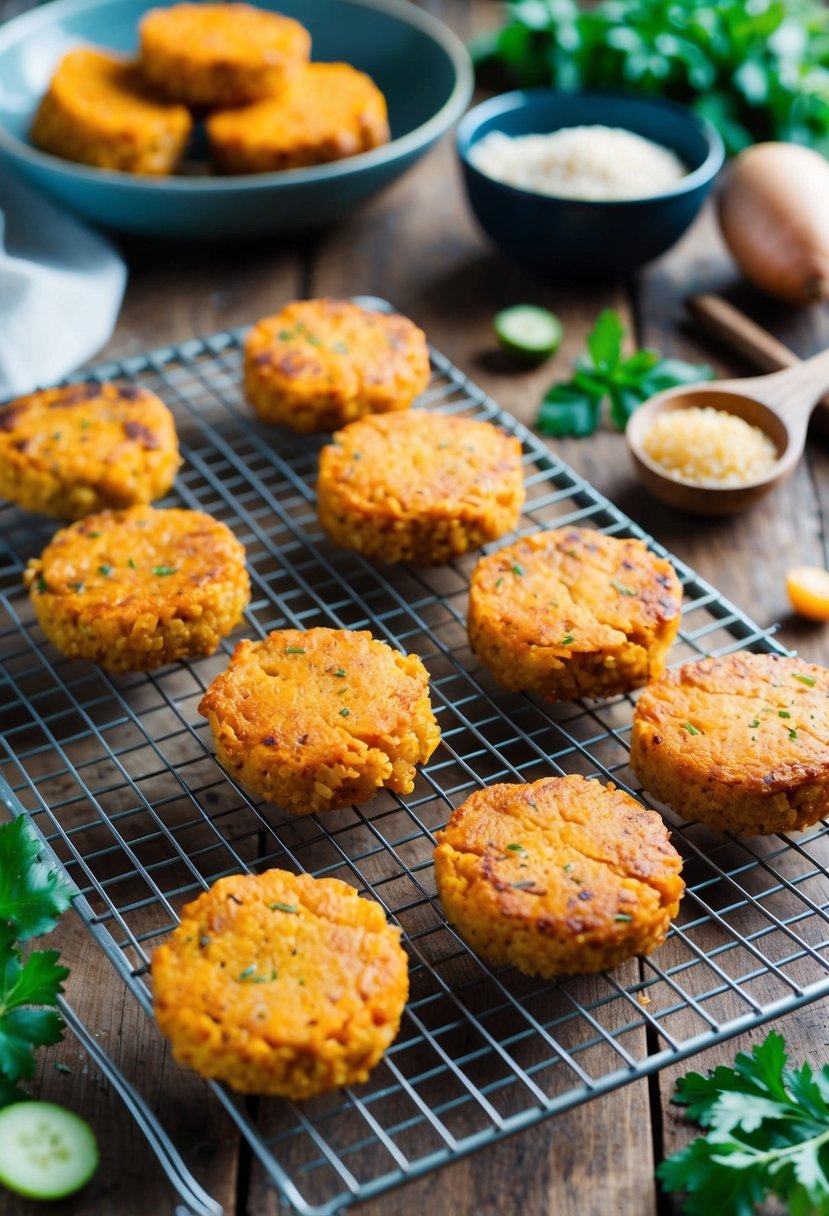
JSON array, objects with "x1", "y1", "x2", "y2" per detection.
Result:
[{"x1": 0, "y1": 164, "x2": 127, "y2": 400}]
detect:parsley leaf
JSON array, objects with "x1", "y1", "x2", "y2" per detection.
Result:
[
  {"x1": 474, "y1": 0, "x2": 829, "y2": 155},
  {"x1": 0, "y1": 818, "x2": 74, "y2": 942},
  {"x1": 536, "y1": 310, "x2": 712, "y2": 438},
  {"x1": 0, "y1": 819, "x2": 72, "y2": 1104},
  {"x1": 658, "y1": 1031, "x2": 829, "y2": 1215}
]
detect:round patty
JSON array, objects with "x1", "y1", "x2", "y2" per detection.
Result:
[
  {"x1": 31, "y1": 47, "x2": 192, "y2": 174},
  {"x1": 207, "y1": 62, "x2": 388, "y2": 173},
  {"x1": 0, "y1": 382, "x2": 180, "y2": 519},
  {"x1": 434, "y1": 775, "x2": 684, "y2": 977},
  {"x1": 151, "y1": 869, "x2": 409, "y2": 1099},
  {"x1": 244, "y1": 299, "x2": 429, "y2": 433},
  {"x1": 24, "y1": 505, "x2": 249, "y2": 672},
  {"x1": 317, "y1": 411, "x2": 525, "y2": 565},
  {"x1": 468, "y1": 527, "x2": 682, "y2": 701},
  {"x1": 631, "y1": 651, "x2": 829, "y2": 835},
  {"x1": 198, "y1": 627, "x2": 441, "y2": 814},
  {"x1": 139, "y1": 3, "x2": 311, "y2": 107}
]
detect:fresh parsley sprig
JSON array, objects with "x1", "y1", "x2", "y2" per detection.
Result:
[
  {"x1": 474, "y1": 0, "x2": 829, "y2": 155},
  {"x1": 536, "y1": 309, "x2": 712, "y2": 438},
  {"x1": 658, "y1": 1031, "x2": 829, "y2": 1215},
  {"x1": 0, "y1": 818, "x2": 74, "y2": 1107}
]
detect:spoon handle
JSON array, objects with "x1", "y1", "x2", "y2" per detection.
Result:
[
  {"x1": 750, "y1": 345, "x2": 829, "y2": 422},
  {"x1": 687, "y1": 295, "x2": 800, "y2": 374}
]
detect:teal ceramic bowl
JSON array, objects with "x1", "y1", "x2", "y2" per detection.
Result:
[
  {"x1": 0, "y1": 0, "x2": 472, "y2": 239},
  {"x1": 457, "y1": 89, "x2": 724, "y2": 279}
]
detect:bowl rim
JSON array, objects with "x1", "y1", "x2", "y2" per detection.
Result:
[
  {"x1": 456, "y1": 87, "x2": 725, "y2": 206},
  {"x1": 0, "y1": 0, "x2": 474, "y2": 193}
]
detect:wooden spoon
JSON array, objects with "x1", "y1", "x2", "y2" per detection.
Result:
[{"x1": 626, "y1": 344, "x2": 829, "y2": 515}]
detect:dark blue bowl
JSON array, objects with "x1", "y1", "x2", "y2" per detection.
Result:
[{"x1": 457, "y1": 90, "x2": 724, "y2": 279}]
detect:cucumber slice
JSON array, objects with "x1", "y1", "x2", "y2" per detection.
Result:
[
  {"x1": 493, "y1": 305, "x2": 563, "y2": 363},
  {"x1": 0, "y1": 1102, "x2": 99, "y2": 1200}
]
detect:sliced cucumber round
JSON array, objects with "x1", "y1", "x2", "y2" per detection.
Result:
[
  {"x1": 493, "y1": 305, "x2": 563, "y2": 364},
  {"x1": 0, "y1": 1101, "x2": 99, "y2": 1200}
]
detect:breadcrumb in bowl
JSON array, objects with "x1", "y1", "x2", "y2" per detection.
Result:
[
  {"x1": 151, "y1": 869, "x2": 409, "y2": 1099},
  {"x1": 434, "y1": 775, "x2": 684, "y2": 978},
  {"x1": 198, "y1": 627, "x2": 441, "y2": 814},
  {"x1": 24, "y1": 505, "x2": 249, "y2": 672}
]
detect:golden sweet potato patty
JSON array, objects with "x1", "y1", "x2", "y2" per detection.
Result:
[
  {"x1": 30, "y1": 47, "x2": 192, "y2": 175},
  {"x1": 317, "y1": 411, "x2": 525, "y2": 565},
  {"x1": 199, "y1": 627, "x2": 441, "y2": 814},
  {"x1": 152, "y1": 869, "x2": 409, "y2": 1099},
  {"x1": 434, "y1": 775, "x2": 684, "y2": 977},
  {"x1": 24, "y1": 505, "x2": 249, "y2": 672},
  {"x1": 207, "y1": 62, "x2": 389, "y2": 173},
  {"x1": 468, "y1": 527, "x2": 682, "y2": 702},
  {"x1": 139, "y1": 3, "x2": 311, "y2": 107},
  {"x1": 244, "y1": 299, "x2": 430, "y2": 433},
  {"x1": 631, "y1": 651, "x2": 829, "y2": 835},
  {"x1": 0, "y1": 382, "x2": 180, "y2": 519}
]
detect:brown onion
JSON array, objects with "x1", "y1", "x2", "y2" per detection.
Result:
[{"x1": 718, "y1": 141, "x2": 829, "y2": 305}]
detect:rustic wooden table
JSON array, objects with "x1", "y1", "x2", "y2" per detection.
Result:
[{"x1": 4, "y1": 1, "x2": 829, "y2": 1213}]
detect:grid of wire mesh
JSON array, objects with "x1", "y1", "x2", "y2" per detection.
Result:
[{"x1": 1, "y1": 316, "x2": 828, "y2": 1215}]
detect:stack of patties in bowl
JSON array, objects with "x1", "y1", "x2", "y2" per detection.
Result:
[{"x1": 29, "y1": 1, "x2": 390, "y2": 177}]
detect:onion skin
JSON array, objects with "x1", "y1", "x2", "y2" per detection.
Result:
[{"x1": 718, "y1": 142, "x2": 829, "y2": 306}]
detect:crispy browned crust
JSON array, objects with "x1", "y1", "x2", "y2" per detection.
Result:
[
  {"x1": 434, "y1": 775, "x2": 684, "y2": 977},
  {"x1": 198, "y1": 627, "x2": 441, "y2": 814},
  {"x1": 631, "y1": 651, "x2": 829, "y2": 835},
  {"x1": 207, "y1": 62, "x2": 388, "y2": 173},
  {"x1": 468, "y1": 527, "x2": 682, "y2": 701},
  {"x1": 139, "y1": 3, "x2": 311, "y2": 106},
  {"x1": 244, "y1": 299, "x2": 429, "y2": 432},
  {"x1": 0, "y1": 382, "x2": 180, "y2": 518},
  {"x1": 151, "y1": 869, "x2": 409, "y2": 1098},
  {"x1": 30, "y1": 47, "x2": 192, "y2": 174},
  {"x1": 24, "y1": 505, "x2": 249, "y2": 672},
  {"x1": 317, "y1": 410, "x2": 525, "y2": 565}
]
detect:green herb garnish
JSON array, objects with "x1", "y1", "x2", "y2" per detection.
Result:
[
  {"x1": 611, "y1": 581, "x2": 636, "y2": 597},
  {"x1": 0, "y1": 819, "x2": 74, "y2": 1105},
  {"x1": 495, "y1": 577, "x2": 504, "y2": 589},
  {"x1": 340, "y1": 707, "x2": 350, "y2": 717},
  {"x1": 749, "y1": 719, "x2": 760, "y2": 729},
  {"x1": 510, "y1": 880, "x2": 536, "y2": 890},
  {"x1": 560, "y1": 635, "x2": 575, "y2": 646},
  {"x1": 152, "y1": 566, "x2": 177, "y2": 576},
  {"x1": 36, "y1": 576, "x2": 47, "y2": 594},
  {"x1": 87, "y1": 531, "x2": 100, "y2": 538},
  {"x1": 789, "y1": 729, "x2": 798, "y2": 740},
  {"x1": 794, "y1": 673, "x2": 817, "y2": 687},
  {"x1": 237, "y1": 966, "x2": 278, "y2": 984},
  {"x1": 127, "y1": 558, "x2": 136, "y2": 569},
  {"x1": 506, "y1": 843, "x2": 526, "y2": 853},
  {"x1": 69, "y1": 582, "x2": 84, "y2": 593},
  {"x1": 97, "y1": 565, "x2": 112, "y2": 577},
  {"x1": 269, "y1": 902, "x2": 298, "y2": 914},
  {"x1": 536, "y1": 310, "x2": 712, "y2": 438},
  {"x1": 658, "y1": 1030, "x2": 829, "y2": 1214},
  {"x1": 779, "y1": 710, "x2": 792, "y2": 719},
  {"x1": 285, "y1": 646, "x2": 306, "y2": 655},
  {"x1": 473, "y1": 0, "x2": 829, "y2": 156},
  {"x1": 511, "y1": 563, "x2": 525, "y2": 577},
  {"x1": 682, "y1": 721, "x2": 701, "y2": 736},
  {"x1": 614, "y1": 914, "x2": 633, "y2": 923},
  {"x1": 332, "y1": 668, "x2": 346, "y2": 678}
]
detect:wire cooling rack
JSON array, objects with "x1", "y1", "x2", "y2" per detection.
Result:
[{"x1": 2, "y1": 308, "x2": 829, "y2": 1216}]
